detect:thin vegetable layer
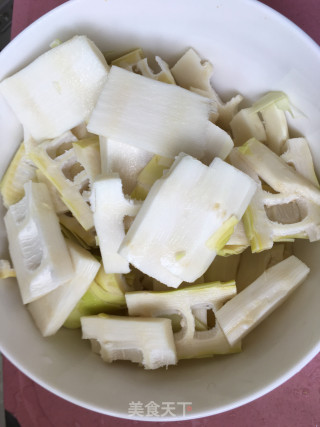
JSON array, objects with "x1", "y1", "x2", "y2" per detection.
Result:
[
  {"x1": 216, "y1": 256, "x2": 310, "y2": 345},
  {"x1": 92, "y1": 176, "x2": 140, "y2": 274},
  {"x1": 136, "y1": 56, "x2": 175, "y2": 84},
  {"x1": 120, "y1": 155, "x2": 257, "y2": 287},
  {"x1": 230, "y1": 108, "x2": 266, "y2": 146},
  {"x1": 249, "y1": 91, "x2": 290, "y2": 154},
  {"x1": 99, "y1": 136, "x2": 153, "y2": 195},
  {"x1": 230, "y1": 139, "x2": 320, "y2": 251},
  {"x1": 0, "y1": 143, "x2": 37, "y2": 208},
  {"x1": 281, "y1": 138, "x2": 319, "y2": 187},
  {"x1": 0, "y1": 36, "x2": 109, "y2": 141},
  {"x1": 81, "y1": 314, "x2": 177, "y2": 369},
  {"x1": 126, "y1": 282, "x2": 239, "y2": 359},
  {"x1": 28, "y1": 131, "x2": 94, "y2": 230},
  {"x1": 87, "y1": 66, "x2": 231, "y2": 162},
  {"x1": 73, "y1": 136, "x2": 101, "y2": 183},
  {"x1": 238, "y1": 138, "x2": 320, "y2": 205},
  {"x1": 4, "y1": 181, "x2": 73, "y2": 303},
  {"x1": 28, "y1": 239, "x2": 100, "y2": 336}
]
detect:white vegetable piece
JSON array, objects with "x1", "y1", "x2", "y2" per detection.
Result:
[
  {"x1": 170, "y1": 48, "x2": 243, "y2": 129},
  {"x1": 81, "y1": 315, "x2": 177, "y2": 369},
  {"x1": 35, "y1": 169, "x2": 68, "y2": 214},
  {"x1": 281, "y1": 138, "x2": 320, "y2": 187},
  {"x1": 99, "y1": 136, "x2": 153, "y2": 195},
  {"x1": 119, "y1": 154, "x2": 257, "y2": 287},
  {"x1": 136, "y1": 56, "x2": 175, "y2": 84},
  {"x1": 243, "y1": 186, "x2": 320, "y2": 252},
  {"x1": 73, "y1": 136, "x2": 101, "y2": 183},
  {"x1": 87, "y1": 66, "x2": 231, "y2": 162},
  {"x1": 4, "y1": 181, "x2": 73, "y2": 303},
  {"x1": 216, "y1": 256, "x2": 310, "y2": 345},
  {"x1": 92, "y1": 176, "x2": 140, "y2": 274},
  {"x1": 0, "y1": 36, "x2": 109, "y2": 141},
  {"x1": 126, "y1": 282, "x2": 239, "y2": 359},
  {"x1": 170, "y1": 48, "x2": 219, "y2": 100},
  {"x1": 203, "y1": 122, "x2": 234, "y2": 163},
  {"x1": 249, "y1": 91, "x2": 292, "y2": 115},
  {"x1": 237, "y1": 138, "x2": 320, "y2": 205},
  {"x1": 260, "y1": 104, "x2": 288, "y2": 155},
  {"x1": 249, "y1": 91, "x2": 290, "y2": 154},
  {"x1": 216, "y1": 94, "x2": 244, "y2": 131},
  {"x1": 111, "y1": 48, "x2": 144, "y2": 70},
  {"x1": 244, "y1": 188, "x2": 275, "y2": 252},
  {"x1": 264, "y1": 194, "x2": 320, "y2": 241},
  {"x1": 28, "y1": 131, "x2": 94, "y2": 230},
  {"x1": 230, "y1": 108, "x2": 266, "y2": 146},
  {"x1": 230, "y1": 142, "x2": 320, "y2": 251},
  {"x1": 0, "y1": 142, "x2": 37, "y2": 208},
  {"x1": 28, "y1": 239, "x2": 100, "y2": 336}
]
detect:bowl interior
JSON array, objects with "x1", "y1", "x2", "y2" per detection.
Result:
[{"x1": 0, "y1": 0, "x2": 320, "y2": 421}]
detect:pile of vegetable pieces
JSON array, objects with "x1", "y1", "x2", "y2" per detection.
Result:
[{"x1": 0, "y1": 35, "x2": 317, "y2": 369}]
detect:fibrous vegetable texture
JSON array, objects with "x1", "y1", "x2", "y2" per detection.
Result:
[{"x1": 0, "y1": 36, "x2": 316, "y2": 369}]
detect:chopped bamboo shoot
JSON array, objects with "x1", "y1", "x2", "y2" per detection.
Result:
[
  {"x1": 249, "y1": 91, "x2": 290, "y2": 154},
  {"x1": 230, "y1": 108, "x2": 266, "y2": 146},
  {"x1": 28, "y1": 239, "x2": 100, "y2": 336},
  {"x1": 171, "y1": 48, "x2": 218, "y2": 99},
  {"x1": 230, "y1": 139, "x2": 320, "y2": 251},
  {"x1": 111, "y1": 48, "x2": 144, "y2": 70},
  {"x1": 87, "y1": 66, "x2": 228, "y2": 160},
  {"x1": 92, "y1": 176, "x2": 140, "y2": 273},
  {"x1": 126, "y1": 282, "x2": 239, "y2": 359},
  {"x1": 73, "y1": 136, "x2": 101, "y2": 182},
  {"x1": 28, "y1": 131, "x2": 94, "y2": 230},
  {"x1": 136, "y1": 56, "x2": 175, "y2": 84},
  {"x1": 216, "y1": 256, "x2": 310, "y2": 345},
  {"x1": 0, "y1": 36, "x2": 109, "y2": 141},
  {"x1": 64, "y1": 269, "x2": 127, "y2": 329},
  {"x1": 238, "y1": 138, "x2": 320, "y2": 205},
  {"x1": 281, "y1": 138, "x2": 320, "y2": 187},
  {"x1": 81, "y1": 315, "x2": 177, "y2": 369},
  {"x1": 4, "y1": 181, "x2": 73, "y2": 303},
  {"x1": 0, "y1": 143, "x2": 37, "y2": 208},
  {"x1": 99, "y1": 136, "x2": 153, "y2": 195},
  {"x1": 119, "y1": 155, "x2": 256, "y2": 286}
]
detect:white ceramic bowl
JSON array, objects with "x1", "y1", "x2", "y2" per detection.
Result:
[{"x1": 0, "y1": 0, "x2": 319, "y2": 421}]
